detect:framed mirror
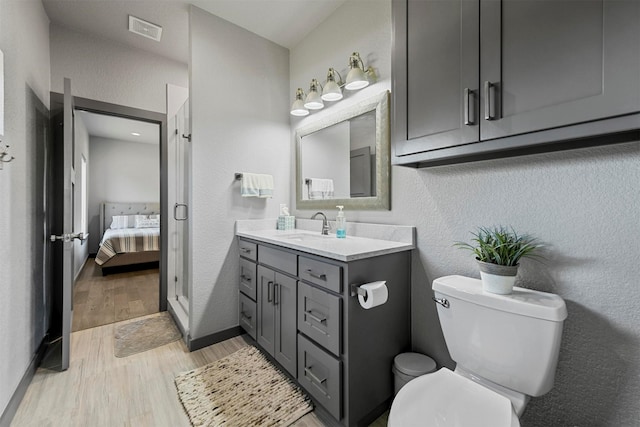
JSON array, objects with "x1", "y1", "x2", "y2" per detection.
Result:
[{"x1": 296, "y1": 91, "x2": 390, "y2": 210}]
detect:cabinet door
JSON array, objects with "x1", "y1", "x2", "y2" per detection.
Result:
[
  {"x1": 481, "y1": 0, "x2": 640, "y2": 140},
  {"x1": 257, "y1": 266, "x2": 275, "y2": 355},
  {"x1": 392, "y1": 0, "x2": 480, "y2": 156},
  {"x1": 274, "y1": 273, "x2": 297, "y2": 376}
]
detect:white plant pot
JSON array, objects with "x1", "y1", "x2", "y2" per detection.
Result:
[
  {"x1": 476, "y1": 260, "x2": 519, "y2": 295},
  {"x1": 479, "y1": 272, "x2": 517, "y2": 295}
]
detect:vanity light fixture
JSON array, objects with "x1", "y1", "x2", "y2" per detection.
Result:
[
  {"x1": 345, "y1": 52, "x2": 374, "y2": 90},
  {"x1": 321, "y1": 68, "x2": 344, "y2": 101},
  {"x1": 290, "y1": 88, "x2": 310, "y2": 116},
  {"x1": 304, "y1": 79, "x2": 324, "y2": 110}
]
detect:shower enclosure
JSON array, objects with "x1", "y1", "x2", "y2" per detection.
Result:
[{"x1": 167, "y1": 98, "x2": 190, "y2": 338}]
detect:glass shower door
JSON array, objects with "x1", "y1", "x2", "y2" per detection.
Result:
[{"x1": 173, "y1": 100, "x2": 190, "y2": 315}]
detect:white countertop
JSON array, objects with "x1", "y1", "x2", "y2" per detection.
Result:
[{"x1": 236, "y1": 220, "x2": 415, "y2": 262}]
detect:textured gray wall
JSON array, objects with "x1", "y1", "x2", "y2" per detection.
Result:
[
  {"x1": 291, "y1": 0, "x2": 640, "y2": 424},
  {"x1": 0, "y1": 0, "x2": 51, "y2": 416},
  {"x1": 189, "y1": 6, "x2": 290, "y2": 340}
]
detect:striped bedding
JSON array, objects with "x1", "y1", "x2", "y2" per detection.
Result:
[{"x1": 95, "y1": 227, "x2": 160, "y2": 266}]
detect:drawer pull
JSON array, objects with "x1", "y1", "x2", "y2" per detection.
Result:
[
  {"x1": 306, "y1": 269, "x2": 327, "y2": 281},
  {"x1": 305, "y1": 309, "x2": 327, "y2": 324},
  {"x1": 240, "y1": 311, "x2": 252, "y2": 321},
  {"x1": 240, "y1": 274, "x2": 252, "y2": 282},
  {"x1": 304, "y1": 366, "x2": 327, "y2": 386},
  {"x1": 240, "y1": 247, "x2": 252, "y2": 253}
]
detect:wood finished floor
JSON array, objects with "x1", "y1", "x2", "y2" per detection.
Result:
[
  {"x1": 12, "y1": 313, "x2": 389, "y2": 427},
  {"x1": 72, "y1": 260, "x2": 159, "y2": 332}
]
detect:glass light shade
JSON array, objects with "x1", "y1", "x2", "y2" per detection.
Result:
[
  {"x1": 291, "y1": 88, "x2": 309, "y2": 116},
  {"x1": 304, "y1": 90, "x2": 324, "y2": 110},
  {"x1": 321, "y1": 80, "x2": 343, "y2": 101},
  {"x1": 345, "y1": 67, "x2": 369, "y2": 90},
  {"x1": 291, "y1": 99, "x2": 309, "y2": 116}
]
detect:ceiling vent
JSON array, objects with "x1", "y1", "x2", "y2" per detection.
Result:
[{"x1": 128, "y1": 15, "x2": 162, "y2": 42}]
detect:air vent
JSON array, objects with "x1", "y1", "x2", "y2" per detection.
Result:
[{"x1": 128, "y1": 15, "x2": 162, "y2": 42}]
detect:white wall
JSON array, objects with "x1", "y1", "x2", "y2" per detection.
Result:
[
  {"x1": 73, "y1": 114, "x2": 90, "y2": 277},
  {"x1": 0, "y1": 0, "x2": 50, "y2": 417},
  {"x1": 189, "y1": 6, "x2": 290, "y2": 340},
  {"x1": 50, "y1": 24, "x2": 188, "y2": 113},
  {"x1": 291, "y1": 0, "x2": 640, "y2": 425},
  {"x1": 88, "y1": 137, "x2": 160, "y2": 253}
]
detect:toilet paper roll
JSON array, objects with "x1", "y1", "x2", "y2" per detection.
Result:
[{"x1": 358, "y1": 281, "x2": 388, "y2": 309}]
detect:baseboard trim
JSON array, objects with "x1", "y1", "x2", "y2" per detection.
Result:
[
  {"x1": 188, "y1": 326, "x2": 242, "y2": 352},
  {"x1": 0, "y1": 337, "x2": 48, "y2": 427}
]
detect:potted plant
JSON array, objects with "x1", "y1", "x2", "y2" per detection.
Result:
[{"x1": 455, "y1": 226, "x2": 542, "y2": 295}]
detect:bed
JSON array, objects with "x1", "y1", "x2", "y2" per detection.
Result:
[{"x1": 95, "y1": 202, "x2": 161, "y2": 274}]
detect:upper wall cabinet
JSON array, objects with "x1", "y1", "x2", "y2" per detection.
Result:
[{"x1": 392, "y1": 0, "x2": 640, "y2": 167}]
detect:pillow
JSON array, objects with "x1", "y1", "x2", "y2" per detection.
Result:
[
  {"x1": 135, "y1": 216, "x2": 160, "y2": 228},
  {"x1": 110, "y1": 215, "x2": 138, "y2": 229}
]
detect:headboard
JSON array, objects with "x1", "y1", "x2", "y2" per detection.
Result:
[{"x1": 100, "y1": 202, "x2": 161, "y2": 235}]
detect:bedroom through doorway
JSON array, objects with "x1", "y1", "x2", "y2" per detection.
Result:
[{"x1": 71, "y1": 108, "x2": 162, "y2": 332}]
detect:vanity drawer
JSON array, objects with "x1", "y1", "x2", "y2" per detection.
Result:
[
  {"x1": 239, "y1": 293, "x2": 257, "y2": 340},
  {"x1": 239, "y1": 258, "x2": 257, "y2": 300},
  {"x1": 239, "y1": 239, "x2": 257, "y2": 261},
  {"x1": 298, "y1": 257, "x2": 342, "y2": 293},
  {"x1": 298, "y1": 281, "x2": 341, "y2": 356},
  {"x1": 259, "y1": 245, "x2": 297, "y2": 276},
  {"x1": 298, "y1": 334, "x2": 341, "y2": 420}
]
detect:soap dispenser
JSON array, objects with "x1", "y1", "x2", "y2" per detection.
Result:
[{"x1": 336, "y1": 205, "x2": 346, "y2": 238}]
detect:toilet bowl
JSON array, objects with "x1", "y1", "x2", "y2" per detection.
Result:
[{"x1": 388, "y1": 368, "x2": 520, "y2": 427}]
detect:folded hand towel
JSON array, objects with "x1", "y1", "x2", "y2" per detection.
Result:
[
  {"x1": 241, "y1": 173, "x2": 274, "y2": 198},
  {"x1": 308, "y1": 178, "x2": 334, "y2": 200}
]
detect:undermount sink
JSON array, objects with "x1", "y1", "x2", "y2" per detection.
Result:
[{"x1": 283, "y1": 232, "x2": 332, "y2": 242}]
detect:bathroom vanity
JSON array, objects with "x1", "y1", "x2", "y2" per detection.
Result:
[{"x1": 236, "y1": 221, "x2": 414, "y2": 426}]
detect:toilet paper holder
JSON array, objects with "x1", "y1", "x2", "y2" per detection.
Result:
[{"x1": 350, "y1": 283, "x2": 368, "y2": 297}]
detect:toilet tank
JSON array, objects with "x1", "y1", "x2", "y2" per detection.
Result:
[{"x1": 433, "y1": 275, "x2": 567, "y2": 397}]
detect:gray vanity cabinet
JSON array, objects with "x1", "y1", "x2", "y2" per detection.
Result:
[
  {"x1": 238, "y1": 237, "x2": 411, "y2": 426},
  {"x1": 257, "y1": 265, "x2": 298, "y2": 377},
  {"x1": 392, "y1": 0, "x2": 640, "y2": 166}
]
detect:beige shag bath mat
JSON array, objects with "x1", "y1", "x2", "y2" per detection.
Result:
[
  {"x1": 114, "y1": 312, "x2": 181, "y2": 357},
  {"x1": 175, "y1": 346, "x2": 313, "y2": 426}
]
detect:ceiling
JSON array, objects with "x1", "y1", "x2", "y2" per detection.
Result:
[
  {"x1": 77, "y1": 111, "x2": 160, "y2": 145},
  {"x1": 41, "y1": 0, "x2": 348, "y2": 64}
]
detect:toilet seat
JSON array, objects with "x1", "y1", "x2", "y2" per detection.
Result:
[{"x1": 388, "y1": 368, "x2": 520, "y2": 427}]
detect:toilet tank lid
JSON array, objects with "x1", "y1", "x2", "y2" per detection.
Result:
[{"x1": 433, "y1": 275, "x2": 568, "y2": 322}]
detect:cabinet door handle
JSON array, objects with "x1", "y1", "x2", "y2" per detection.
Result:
[
  {"x1": 305, "y1": 309, "x2": 327, "y2": 324},
  {"x1": 484, "y1": 81, "x2": 496, "y2": 121},
  {"x1": 306, "y1": 269, "x2": 327, "y2": 281},
  {"x1": 240, "y1": 311, "x2": 252, "y2": 322},
  {"x1": 240, "y1": 274, "x2": 252, "y2": 282},
  {"x1": 304, "y1": 366, "x2": 327, "y2": 386},
  {"x1": 274, "y1": 283, "x2": 279, "y2": 305},
  {"x1": 267, "y1": 281, "x2": 274, "y2": 302},
  {"x1": 464, "y1": 88, "x2": 474, "y2": 125}
]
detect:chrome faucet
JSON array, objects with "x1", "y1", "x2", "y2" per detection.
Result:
[{"x1": 311, "y1": 212, "x2": 330, "y2": 235}]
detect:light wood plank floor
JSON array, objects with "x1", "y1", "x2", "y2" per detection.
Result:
[
  {"x1": 12, "y1": 313, "x2": 388, "y2": 427},
  {"x1": 72, "y1": 260, "x2": 159, "y2": 332}
]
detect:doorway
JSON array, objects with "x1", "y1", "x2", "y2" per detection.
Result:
[{"x1": 72, "y1": 110, "x2": 162, "y2": 331}]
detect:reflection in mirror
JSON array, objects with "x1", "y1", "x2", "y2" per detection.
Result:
[
  {"x1": 296, "y1": 91, "x2": 390, "y2": 210},
  {"x1": 300, "y1": 111, "x2": 376, "y2": 200}
]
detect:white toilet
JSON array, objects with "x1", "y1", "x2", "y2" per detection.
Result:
[{"x1": 389, "y1": 275, "x2": 567, "y2": 427}]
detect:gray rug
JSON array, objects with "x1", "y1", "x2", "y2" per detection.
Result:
[
  {"x1": 114, "y1": 312, "x2": 181, "y2": 357},
  {"x1": 175, "y1": 346, "x2": 313, "y2": 426}
]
